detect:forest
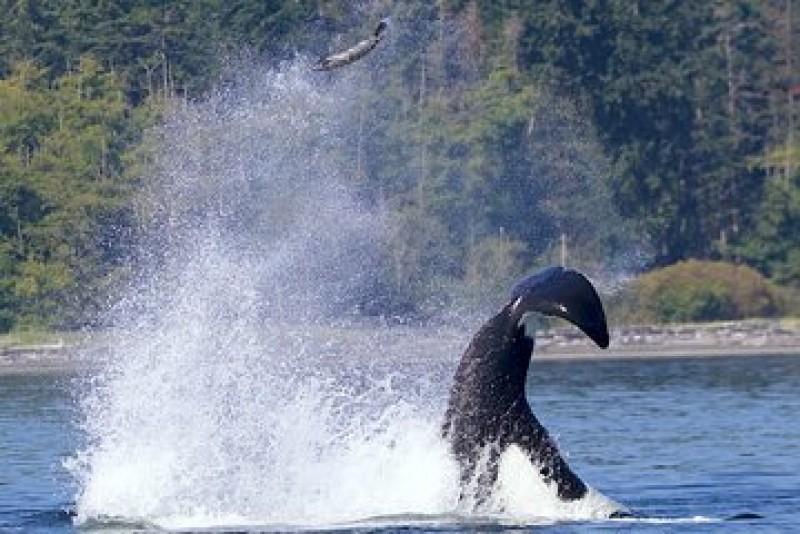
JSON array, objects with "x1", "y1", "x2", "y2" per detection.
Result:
[{"x1": 0, "y1": 0, "x2": 798, "y2": 331}]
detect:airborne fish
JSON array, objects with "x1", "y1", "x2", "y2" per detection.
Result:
[{"x1": 312, "y1": 19, "x2": 390, "y2": 71}]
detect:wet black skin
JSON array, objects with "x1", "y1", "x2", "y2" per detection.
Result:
[{"x1": 442, "y1": 267, "x2": 611, "y2": 509}]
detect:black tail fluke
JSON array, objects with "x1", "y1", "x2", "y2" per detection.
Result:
[{"x1": 510, "y1": 266, "x2": 609, "y2": 349}]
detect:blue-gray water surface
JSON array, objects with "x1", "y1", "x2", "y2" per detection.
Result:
[{"x1": 2, "y1": 353, "x2": 799, "y2": 532}]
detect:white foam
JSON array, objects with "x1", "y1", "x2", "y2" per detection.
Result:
[
  {"x1": 495, "y1": 445, "x2": 624, "y2": 520},
  {"x1": 68, "y1": 59, "x2": 628, "y2": 531}
]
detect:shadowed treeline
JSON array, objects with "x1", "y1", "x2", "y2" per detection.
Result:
[{"x1": 0, "y1": 1, "x2": 798, "y2": 331}]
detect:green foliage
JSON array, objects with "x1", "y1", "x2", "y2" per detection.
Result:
[
  {"x1": 516, "y1": 0, "x2": 791, "y2": 265},
  {"x1": 0, "y1": 1, "x2": 798, "y2": 328},
  {"x1": 0, "y1": 57, "x2": 145, "y2": 331},
  {"x1": 1, "y1": 0, "x2": 224, "y2": 102},
  {"x1": 357, "y1": 6, "x2": 634, "y2": 306},
  {"x1": 736, "y1": 147, "x2": 800, "y2": 288},
  {"x1": 627, "y1": 260, "x2": 783, "y2": 323},
  {"x1": 219, "y1": 1, "x2": 350, "y2": 59}
]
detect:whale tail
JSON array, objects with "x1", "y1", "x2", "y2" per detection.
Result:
[{"x1": 510, "y1": 266, "x2": 609, "y2": 349}]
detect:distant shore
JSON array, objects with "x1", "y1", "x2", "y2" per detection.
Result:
[
  {"x1": 1, "y1": 319, "x2": 799, "y2": 375},
  {"x1": 536, "y1": 318, "x2": 800, "y2": 360}
]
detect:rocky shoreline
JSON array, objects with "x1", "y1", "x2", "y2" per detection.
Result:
[
  {"x1": 536, "y1": 319, "x2": 800, "y2": 359},
  {"x1": 0, "y1": 340, "x2": 82, "y2": 374},
  {"x1": 1, "y1": 319, "x2": 799, "y2": 374}
]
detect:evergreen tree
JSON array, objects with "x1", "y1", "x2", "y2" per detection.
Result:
[
  {"x1": 0, "y1": 1, "x2": 797, "y2": 328},
  {"x1": 0, "y1": 58, "x2": 143, "y2": 330}
]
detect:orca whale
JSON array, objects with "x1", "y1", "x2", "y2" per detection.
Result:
[
  {"x1": 442, "y1": 266, "x2": 626, "y2": 514},
  {"x1": 312, "y1": 19, "x2": 389, "y2": 71}
]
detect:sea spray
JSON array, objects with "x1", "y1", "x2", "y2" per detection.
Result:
[
  {"x1": 68, "y1": 60, "x2": 459, "y2": 528},
  {"x1": 68, "y1": 58, "x2": 624, "y2": 529}
]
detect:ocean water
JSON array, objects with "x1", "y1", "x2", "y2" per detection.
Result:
[
  {"x1": 3, "y1": 46, "x2": 795, "y2": 533},
  {"x1": 1, "y1": 350, "x2": 799, "y2": 533}
]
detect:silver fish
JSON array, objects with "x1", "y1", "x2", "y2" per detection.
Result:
[{"x1": 313, "y1": 19, "x2": 389, "y2": 71}]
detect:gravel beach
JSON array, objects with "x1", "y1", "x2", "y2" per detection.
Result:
[{"x1": 2, "y1": 319, "x2": 799, "y2": 374}]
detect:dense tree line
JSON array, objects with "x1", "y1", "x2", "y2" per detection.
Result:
[
  {"x1": 0, "y1": 0, "x2": 797, "y2": 331},
  {"x1": 0, "y1": 59, "x2": 145, "y2": 330}
]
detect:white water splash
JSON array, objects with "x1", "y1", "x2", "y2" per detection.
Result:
[
  {"x1": 68, "y1": 59, "x2": 625, "y2": 530},
  {"x1": 495, "y1": 445, "x2": 624, "y2": 520}
]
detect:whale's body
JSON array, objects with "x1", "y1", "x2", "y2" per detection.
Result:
[
  {"x1": 443, "y1": 267, "x2": 621, "y2": 512},
  {"x1": 443, "y1": 304, "x2": 589, "y2": 505}
]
